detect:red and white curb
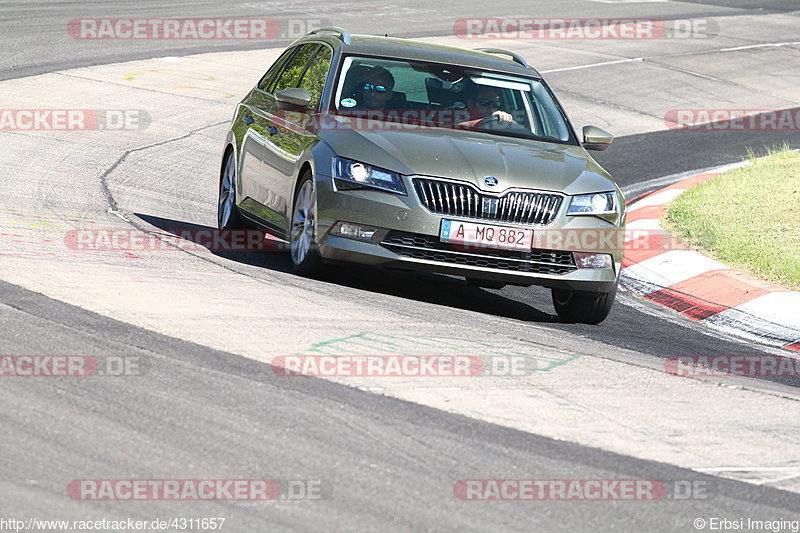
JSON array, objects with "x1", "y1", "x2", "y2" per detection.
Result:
[{"x1": 621, "y1": 162, "x2": 800, "y2": 352}]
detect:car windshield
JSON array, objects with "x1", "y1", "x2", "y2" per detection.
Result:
[{"x1": 331, "y1": 55, "x2": 574, "y2": 144}]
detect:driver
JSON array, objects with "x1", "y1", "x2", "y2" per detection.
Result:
[{"x1": 458, "y1": 86, "x2": 513, "y2": 128}]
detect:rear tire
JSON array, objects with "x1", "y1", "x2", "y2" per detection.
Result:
[
  {"x1": 290, "y1": 174, "x2": 324, "y2": 277},
  {"x1": 552, "y1": 282, "x2": 617, "y2": 325},
  {"x1": 218, "y1": 149, "x2": 245, "y2": 230}
]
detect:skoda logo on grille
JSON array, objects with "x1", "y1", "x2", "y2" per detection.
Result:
[{"x1": 484, "y1": 176, "x2": 499, "y2": 187}]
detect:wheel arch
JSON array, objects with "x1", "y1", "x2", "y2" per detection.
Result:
[
  {"x1": 294, "y1": 161, "x2": 314, "y2": 198},
  {"x1": 221, "y1": 126, "x2": 241, "y2": 191}
]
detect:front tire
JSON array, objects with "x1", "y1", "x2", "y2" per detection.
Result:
[
  {"x1": 552, "y1": 282, "x2": 617, "y2": 325},
  {"x1": 290, "y1": 174, "x2": 324, "y2": 276}
]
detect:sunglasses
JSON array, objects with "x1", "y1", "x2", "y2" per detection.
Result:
[
  {"x1": 362, "y1": 83, "x2": 388, "y2": 93},
  {"x1": 477, "y1": 98, "x2": 502, "y2": 109}
]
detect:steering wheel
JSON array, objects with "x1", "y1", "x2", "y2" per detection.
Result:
[{"x1": 473, "y1": 114, "x2": 512, "y2": 129}]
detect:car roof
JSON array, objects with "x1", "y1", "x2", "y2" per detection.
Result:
[{"x1": 296, "y1": 32, "x2": 542, "y2": 78}]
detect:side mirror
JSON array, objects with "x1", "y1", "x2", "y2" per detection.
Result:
[
  {"x1": 582, "y1": 125, "x2": 614, "y2": 151},
  {"x1": 275, "y1": 88, "x2": 313, "y2": 110}
]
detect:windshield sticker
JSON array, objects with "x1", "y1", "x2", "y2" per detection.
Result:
[{"x1": 341, "y1": 98, "x2": 357, "y2": 108}]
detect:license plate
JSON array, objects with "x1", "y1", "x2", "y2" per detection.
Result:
[{"x1": 440, "y1": 220, "x2": 532, "y2": 251}]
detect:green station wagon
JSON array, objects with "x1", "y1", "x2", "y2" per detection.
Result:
[{"x1": 218, "y1": 27, "x2": 625, "y2": 323}]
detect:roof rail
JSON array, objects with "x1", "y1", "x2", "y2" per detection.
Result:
[
  {"x1": 306, "y1": 26, "x2": 351, "y2": 45},
  {"x1": 474, "y1": 48, "x2": 531, "y2": 69}
]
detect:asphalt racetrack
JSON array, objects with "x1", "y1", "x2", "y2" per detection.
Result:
[{"x1": 1, "y1": 1, "x2": 799, "y2": 531}]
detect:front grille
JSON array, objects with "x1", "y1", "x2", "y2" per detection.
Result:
[
  {"x1": 413, "y1": 178, "x2": 563, "y2": 225},
  {"x1": 381, "y1": 231, "x2": 576, "y2": 275}
]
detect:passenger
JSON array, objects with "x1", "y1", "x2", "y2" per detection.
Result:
[{"x1": 356, "y1": 67, "x2": 395, "y2": 110}]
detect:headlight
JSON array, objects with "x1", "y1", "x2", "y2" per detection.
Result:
[
  {"x1": 567, "y1": 192, "x2": 617, "y2": 216},
  {"x1": 332, "y1": 157, "x2": 406, "y2": 195}
]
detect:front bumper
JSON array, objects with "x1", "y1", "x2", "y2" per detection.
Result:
[{"x1": 315, "y1": 173, "x2": 624, "y2": 293}]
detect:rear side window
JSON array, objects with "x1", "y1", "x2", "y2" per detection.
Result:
[
  {"x1": 271, "y1": 44, "x2": 321, "y2": 94},
  {"x1": 257, "y1": 48, "x2": 294, "y2": 92},
  {"x1": 296, "y1": 46, "x2": 332, "y2": 108}
]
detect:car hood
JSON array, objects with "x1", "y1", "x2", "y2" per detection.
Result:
[{"x1": 318, "y1": 116, "x2": 617, "y2": 196}]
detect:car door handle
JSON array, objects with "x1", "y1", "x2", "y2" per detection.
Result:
[
  {"x1": 267, "y1": 126, "x2": 280, "y2": 136},
  {"x1": 243, "y1": 115, "x2": 255, "y2": 124}
]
